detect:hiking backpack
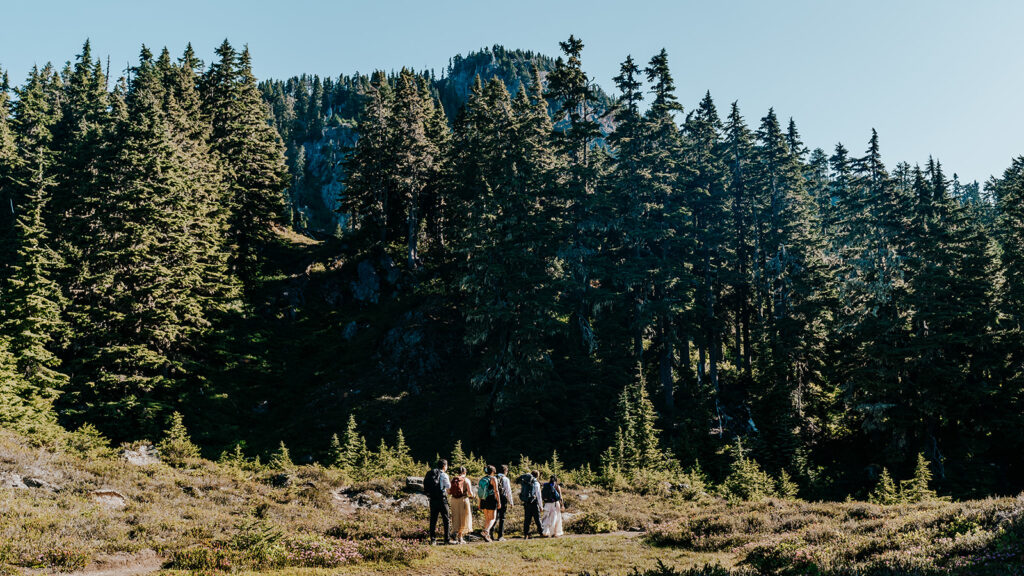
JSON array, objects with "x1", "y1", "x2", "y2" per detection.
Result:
[
  {"x1": 518, "y1": 474, "x2": 536, "y2": 503},
  {"x1": 541, "y1": 482, "x2": 558, "y2": 504},
  {"x1": 498, "y1": 474, "x2": 514, "y2": 504},
  {"x1": 449, "y1": 477, "x2": 467, "y2": 499},
  {"x1": 477, "y1": 476, "x2": 494, "y2": 499},
  {"x1": 423, "y1": 469, "x2": 444, "y2": 499}
]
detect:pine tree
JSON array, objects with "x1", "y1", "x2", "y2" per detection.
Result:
[
  {"x1": 157, "y1": 411, "x2": 201, "y2": 466},
  {"x1": 204, "y1": 43, "x2": 288, "y2": 287},
  {"x1": 341, "y1": 71, "x2": 394, "y2": 248},
  {"x1": 335, "y1": 414, "x2": 366, "y2": 470},
  {"x1": 268, "y1": 441, "x2": 295, "y2": 471},
  {"x1": 0, "y1": 335, "x2": 59, "y2": 438},
  {"x1": 868, "y1": 468, "x2": 900, "y2": 504},
  {"x1": 682, "y1": 91, "x2": 730, "y2": 420},
  {"x1": 452, "y1": 73, "x2": 562, "y2": 415},
  {"x1": 66, "y1": 47, "x2": 235, "y2": 434},
  {"x1": 748, "y1": 110, "x2": 830, "y2": 473},
  {"x1": 390, "y1": 68, "x2": 439, "y2": 269},
  {"x1": 3, "y1": 63, "x2": 69, "y2": 410},
  {"x1": 901, "y1": 453, "x2": 936, "y2": 502},
  {"x1": 0, "y1": 66, "x2": 19, "y2": 272},
  {"x1": 546, "y1": 36, "x2": 604, "y2": 353}
]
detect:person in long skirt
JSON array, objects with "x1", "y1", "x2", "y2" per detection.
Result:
[
  {"x1": 540, "y1": 475, "x2": 564, "y2": 537},
  {"x1": 448, "y1": 467, "x2": 473, "y2": 544}
]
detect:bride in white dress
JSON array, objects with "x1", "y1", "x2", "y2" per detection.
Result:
[{"x1": 541, "y1": 475, "x2": 564, "y2": 537}]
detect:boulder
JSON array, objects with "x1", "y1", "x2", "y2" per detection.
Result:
[
  {"x1": 577, "y1": 493, "x2": 590, "y2": 501},
  {"x1": 90, "y1": 489, "x2": 128, "y2": 509},
  {"x1": 405, "y1": 476, "x2": 424, "y2": 492},
  {"x1": 121, "y1": 444, "x2": 160, "y2": 466},
  {"x1": 353, "y1": 490, "x2": 385, "y2": 509},
  {"x1": 22, "y1": 476, "x2": 60, "y2": 492},
  {"x1": 399, "y1": 493, "x2": 430, "y2": 509},
  {"x1": 181, "y1": 485, "x2": 204, "y2": 498},
  {"x1": 0, "y1": 472, "x2": 26, "y2": 489}
]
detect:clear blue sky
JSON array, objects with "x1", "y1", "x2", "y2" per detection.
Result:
[{"x1": 2, "y1": 0, "x2": 1021, "y2": 184}]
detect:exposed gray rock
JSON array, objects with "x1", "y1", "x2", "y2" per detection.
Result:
[
  {"x1": 399, "y1": 493, "x2": 429, "y2": 509},
  {"x1": 351, "y1": 260, "x2": 380, "y2": 303},
  {"x1": 22, "y1": 476, "x2": 60, "y2": 492},
  {"x1": 121, "y1": 444, "x2": 160, "y2": 466},
  {"x1": 405, "y1": 476, "x2": 424, "y2": 492},
  {"x1": 181, "y1": 485, "x2": 204, "y2": 498},
  {"x1": 0, "y1": 472, "x2": 26, "y2": 489}
]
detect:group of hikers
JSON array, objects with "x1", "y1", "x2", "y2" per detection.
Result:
[{"x1": 422, "y1": 459, "x2": 565, "y2": 545}]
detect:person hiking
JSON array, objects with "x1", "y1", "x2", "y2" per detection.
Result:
[
  {"x1": 541, "y1": 474, "x2": 564, "y2": 537},
  {"x1": 477, "y1": 464, "x2": 501, "y2": 542},
  {"x1": 518, "y1": 469, "x2": 543, "y2": 539},
  {"x1": 448, "y1": 466, "x2": 473, "y2": 544},
  {"x1": 491, "y1": 464, "x2": 514, "y2": 541},
  {"x1": 423, "y1": 459, "x2": 451, "y2": 545}
]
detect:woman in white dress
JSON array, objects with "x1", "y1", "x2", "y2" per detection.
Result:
[{"x1": 540, "y1": 475, "x2": 564, "y2": 537}]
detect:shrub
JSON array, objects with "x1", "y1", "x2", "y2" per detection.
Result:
[
  {"x1": 169, "y1": 543, "x2": 233, "y2": 572},
  {"x1": 327, "y1": 510, "x2": 429, "y2": 541},
  {"x1": 157, "y1": 412, "x2": 201, "y2": 467},
  {"x1": 43, "y1": 546, "x2": 92, "y2": 572},
  {"x1": 229, "y1": 519, "x2": 285, "y2": 568},
  {"x1": 356, "y1": 537, "x2": 428, "y2": 564},
  {"x1": 720, "y1": 444, "x2": 777, "y2": 502},
  {"x1": 267, "y1": 442, "x2": 295, "y2": 471},
  {"x1": 284, "y1": 536, "x2": 361, "y2": 567},
  {"x1": 569, "y1": 512, "x2": 619, "y2": 534},
  {"x1": 777, "y1": 470, "x2": 800, "y2": 500},
  {"x1": 64, "y1": 423, "x2": 113, "y2": 458}
]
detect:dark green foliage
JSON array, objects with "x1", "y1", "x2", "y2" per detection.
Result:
[{"x1": 0, "y1": 38, "x2": 1021, "y2": 500}]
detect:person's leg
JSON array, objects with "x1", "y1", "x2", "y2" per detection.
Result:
[
  {"x1": 533, "y1": 506, "x2": 544, "y2": 536},
  {"x1": 494, "y1": 505, "x2": 506, "y2": 540},
  {"x1": 483, "y1": 509, "x2": 495, "y2": 541},
  {"x1": 428, "y1": 500, "x2": 439, "y2": 542},
  {"x1": 441, "y1": 499, "x2": 451, "y2": 543}
]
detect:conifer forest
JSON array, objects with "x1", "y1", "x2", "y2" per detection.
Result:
[{"x1": 3, "y1": 35, "x2": 1024, "y2": 504}]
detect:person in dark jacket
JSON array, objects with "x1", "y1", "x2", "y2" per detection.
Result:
[
  {"x1": 425, "y1": 459, "x2": 451, "y2": 545},
  {"x1": 491, "y1": 464, "x2": 514, "y2": 541},
  {"x1": 520, "y1": 470, "x2": 543, "y2": 538}
]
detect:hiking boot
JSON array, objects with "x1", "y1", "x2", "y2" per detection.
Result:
[{"x1": 481, "y1": 530, "x2": 492, "y2": 542}]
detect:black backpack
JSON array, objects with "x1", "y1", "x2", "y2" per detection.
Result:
[
  {"x1": 497, "y1": 474, "x2": 514, "y2": 504},
  {"x1": 541, "y1": 482, "x2": 559, "y2": 504},
  {"x1": 423, "y1": 469, "x2": 444, "y2": 499},
  {"x1": 518, "y1": 474, "x2": 536, "y2": 503}
]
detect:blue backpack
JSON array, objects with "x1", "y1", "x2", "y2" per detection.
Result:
[{"x1": 478, "y1": 476, "x2": 493, "y2": 499}]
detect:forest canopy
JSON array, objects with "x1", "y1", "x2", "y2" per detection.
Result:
[{"x1": 1, "y1": 37, "x2": 1022, "y2": 500}]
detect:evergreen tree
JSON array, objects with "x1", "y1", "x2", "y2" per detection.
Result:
[
  {"x1": 0, "y1": 66, "x2": 19, "y2": 272},
  {"x1": 204, "y1": 42, "x2": 288, "y2": 287},
  {"x1": 452, "y1": 73, "x2": 562, "y2": 417},
  {"x1": 341, "y1": 71, "x2": 394, "y2": 248},
  {"x1": 546, "y1": 35, "x2": 604, "y2": 353},
  {"x1": 3, "y1": 63, "x2": 69, "y2": 412}
]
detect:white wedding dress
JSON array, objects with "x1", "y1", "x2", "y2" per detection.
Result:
[{"x1": 542, "y1": 502, "x2": 564, "y2": 537}]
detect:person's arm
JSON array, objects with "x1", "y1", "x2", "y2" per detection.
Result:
[{"x1": 440, "y1": 472, "x2": 451, "y2": 494}]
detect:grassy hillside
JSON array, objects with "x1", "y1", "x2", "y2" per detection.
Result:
[{"x1": 2, "y1": 427, "x2": 1024, "y2": 575}]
